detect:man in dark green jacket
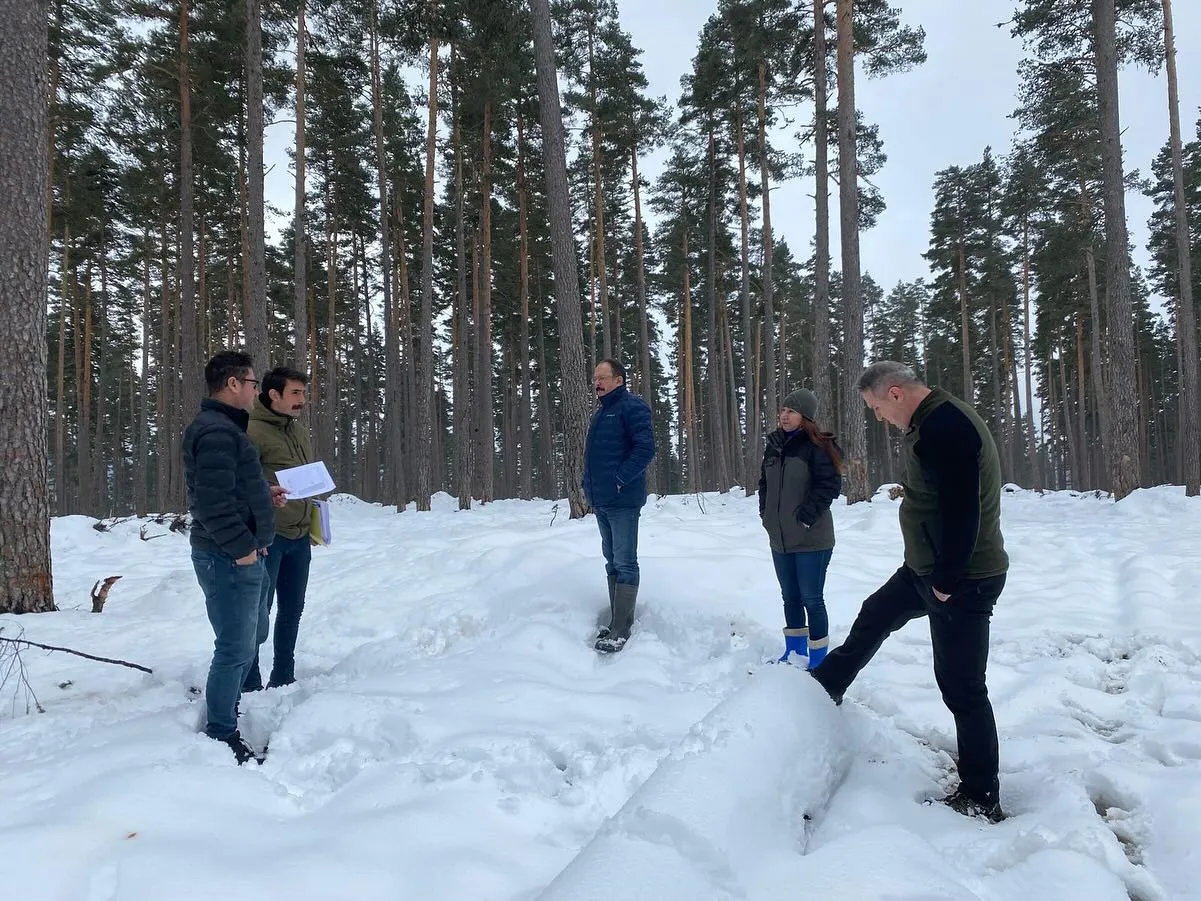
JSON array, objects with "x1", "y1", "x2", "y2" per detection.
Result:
[
  {"x1": 243, "y1": 366, "x2": 315, "y2": 691},
  {"x1": 810, "y1": 361, "x2": 1009, "y2": 824}
]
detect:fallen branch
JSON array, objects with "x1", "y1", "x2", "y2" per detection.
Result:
[
  {"x1": 90, "y1": 576, "x2": 122, "y2": 613},
  {"x1": 138, "y1": 523, "x2": 167, "y2": 541},
  {"x1": 0, "y1": 635, "x2": 153, "y2": 674}
]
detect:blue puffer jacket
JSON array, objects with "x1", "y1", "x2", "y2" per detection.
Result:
[
  {"x1": 183, "y1": 398, "x2": 276, "y2": 560},
  {"x1": 583, "y1": 385, "x2": 656, "y2": 509}
]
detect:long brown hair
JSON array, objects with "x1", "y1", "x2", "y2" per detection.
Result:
[{"x1": 800, "y1": 417, "x2": 843, "y2": 474}]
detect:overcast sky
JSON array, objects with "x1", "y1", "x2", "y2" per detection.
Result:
[
  {"x1": 615, "y1": 0, "x2": 1201, "y2": 311},
  {"x1": 262, "y1": 1, "x2": 1200, "y2": 313}
]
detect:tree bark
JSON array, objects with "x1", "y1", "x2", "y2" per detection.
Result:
[
  {"x1": 415, "y1": 12, "x2": 439, "y2": 510},
  {"x1": 631, "y1": 145, "x2": 655, "y2": 494},
  {"x1": 517, "y1": 110, "x2": 533, "y2": 500},
  {"x1": 452, "y1": 50, "x2": 473, "y2": 510},
  {"x1": 1092, "y1": 0, "x2": 1141, "y2": 498},
  {"x1": 812, "y1": 0, "x2": 832, "y2": 411},
  {"x1": 757, "y1": 60, "x2": 778, "y2": 418},
  {"x1": 1022, "y1": 218, "x2": 1041, "y2": 488},
  {"x1": 293, "y1": 0, "x2": 308, "y2": 369},
  {"x1": 530, "y1": 0, "x2": 591, "y2": 516},
  {"x1": 836, "y1": 0, "x2": 869, "y2": 503},
  {"x1": 244, "y1": 0, "x2": 267, "y2": 371},
  {"x1": 736, "y1": 107, "x2": 756, "y2": 494},
  {"x1": 0, "y1": 0, "x2": 56, "y2": 612},
  {"x1": 957, "y1": 237, "x2": 971, "y2": 400},
  {"x1": 1162, "y1": 0, "x2": 1199, "y2": 495},
  {"x1": 179, "y1": 0, "x2": 201, "y2": 421},
  {"x1": 706, "y1": 127, "x2": 731, "y2": 492},
  {"x1": 477, "y1": 102, "x2": 495, "y2": 504}
]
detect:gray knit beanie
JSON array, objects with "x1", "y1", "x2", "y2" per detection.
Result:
[{"x1": 781, "y1": 388, "x2": 818, "y2": 421}]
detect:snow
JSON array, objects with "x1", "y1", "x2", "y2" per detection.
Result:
[{"x1": 1, "y1": 486, "x2": 1199, "y2": 900}]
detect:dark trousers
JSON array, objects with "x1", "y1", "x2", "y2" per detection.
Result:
[
  {"x1": 594, "y1": 506, "x2": 641, "y2": 585},
  {"x1": 243, "y1": 533, "x2": 312, "y2": 690},
  {"x1": 812, "y1": 565, "x2": 1006, "y2": 804},
  {"x1": 771, "y1": 548, "x2": 833, "y2": 639}
]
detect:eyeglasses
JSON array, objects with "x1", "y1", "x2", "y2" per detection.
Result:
[{"x1": 239, "y1": 378, "x2": 260, "y2": 388}]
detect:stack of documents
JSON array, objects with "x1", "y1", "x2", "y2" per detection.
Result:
[{"x1": 276, "y1": 461, "x2": 336, "y2": 546}]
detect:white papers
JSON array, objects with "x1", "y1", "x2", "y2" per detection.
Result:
[{"x1": 275, "y1": 461, "x2": 335, "y2": 500}]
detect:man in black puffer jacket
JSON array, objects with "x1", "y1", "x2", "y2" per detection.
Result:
[
  {"x1": 182, "y1": 350, "x2": 283, "y2": 764},
  {"x1": 583, "y1": 359, "x2": 656, "y2": 654}
]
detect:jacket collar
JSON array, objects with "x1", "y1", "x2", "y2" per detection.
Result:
[
  {"x1": 251, "y1": 396, "x2": 293, "y2": 428},
  {"x1": 598, "y1": 384, "x2": 628, "y2": 409},
  {"x1": 200, "y1": 397, "x2": 250, "y2": 431}
]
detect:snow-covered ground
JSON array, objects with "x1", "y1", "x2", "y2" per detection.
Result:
[{"x1": 1, "y1": 486, "x2": 1199, "y2": 901}]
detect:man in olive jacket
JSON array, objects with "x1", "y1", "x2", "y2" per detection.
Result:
[
  {"x1": 243, "y1": 367, "x2": 315, "y2": 691},
  {"x1": 810, "y1": 361, "x2": 1008, "y2": 824}
]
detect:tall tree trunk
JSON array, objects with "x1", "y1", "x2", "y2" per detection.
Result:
[
  {"x1": 55, "y1": 226, "x2": 68, "y2": 513},
  {"x1": 369, "y1": 1, "x2": 397, "y2": 505},
  {"x1": 94, "y1": 255, "x2": 111, "y2": 512},
  {"x1": 1075, "y1": 315, "x2": 1091, "y2": 488},
  {"x1": 244, "y1": 0, "x2": 267, "y2": 371},
  {"x1": 1084, "y1": 245, "x2": 1110, "y2": 487},
  {"x1": 757, "y1": 59, "x2": 778, "y2": 418},
  {"x1": 957, "y1": 238, "x2": 971, "y2": 400},
  {"x1": 157, "y1": 210, "x2": 171, "y2": 510},
  {"x1": 1162, "y1": 0, "x2": 1199, "y2": 495},
  {"x1": 836, "y1": 0, "x2": 868, "y2": 503},
  {"x1": 0, "y1": 0, "x2": 55, "y2": 612},
  {"x1": 452, "y1": 52, "x2": 473, "y2": 510},
  {"x1": 535, "y1": 264, "x2": 556, "y2": 498},
  {"x1": 414, "y1": 12, "x2": 439, "y2": 510},
  {"x1": 293, "y1": 0, "x2": 308, "y2": 369},
  {"x1": 631, "y1": 145, "x2": 655, "y2": 493},
  {"x1": 1092, "y1": 0, "x2": 1141, "y2": 498},
  {"x1": 587, "y1": 17, "x2": 610, "y2": 361},
  {"x1": 517, "y1": 110, "x2": 533, "y2": 500},
  {"x1": 681, "y1": 211, "x2": 699, "y2": 490},
  {"x1": 138, "y1": 230, "x2": 151, "y2": 514},
  {"x1": 1022, "y1": 218, "x2": 1041, "y2": 488},
  {"x1": 530, "y1": 0, "x2": 591, "y2": 517},
  {"x1": 706, "y1": 127, "x2": 731, "y2": 492},
  {"x1": 477, "y1": 102, "x2": 495, "y2": 503},
  {"x1": 812, "y1": 0, "x2": 832, "y2": 409},
  {"x1": 179, "y1": 0, "x2": 200, "y2": 420},
  {"x1": 323, "y1": 203, "x2": 338, "y2": 467},
  {"x1": 77, "y1": 266, "x2": 93, "y2": 511},
  {"x1": 736, "y1": 108, "x2": 756, "y2": 494}
]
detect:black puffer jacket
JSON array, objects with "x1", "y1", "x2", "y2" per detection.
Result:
[
  {"x1": 758, "y1": 428, "x2": 842, "y2": 554},
  {"x1": 183, "y1": 399, "x2": 276, "y2": 560}
]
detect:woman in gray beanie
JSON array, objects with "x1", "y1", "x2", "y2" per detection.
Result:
[{"x1": 758, "y1": 388, "x2": 843, "y2": 667}]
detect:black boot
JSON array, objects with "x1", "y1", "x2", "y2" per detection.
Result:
[
  {"x1": 596, "y1": 583, "x2": 637, "y2": 653},
  {"x1": 217, "y1": 730, "x2": 261, "y2": 765},
  {"x1": 597, "y1": 574, "x2": 617, "y2": 640}
]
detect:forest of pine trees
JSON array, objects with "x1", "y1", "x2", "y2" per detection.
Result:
[{"x1": 1, "y1": 0, "x2": 1198, "y2": 612}]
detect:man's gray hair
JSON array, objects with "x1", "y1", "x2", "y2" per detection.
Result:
[{"x1": 856, "y1": 361, "x2": 923, "y2": 394}]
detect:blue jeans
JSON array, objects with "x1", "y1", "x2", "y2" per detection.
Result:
[
  {"x1": 595, "y1": 506, "x2": 641, "y2": 585},
  {"x1": 192, "y1": 550, "x2": 264, "y2": 739},
  {"x1": 771, "y1": 548, "x2": 833, "y2": 640},
  {"x1": 244, "y1": 533, "x2": 312, "y2": 690}
]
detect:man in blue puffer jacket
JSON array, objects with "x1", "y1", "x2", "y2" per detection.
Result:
[{"x1": 583, "y1": 359, "x2": 656, "y2": 653}]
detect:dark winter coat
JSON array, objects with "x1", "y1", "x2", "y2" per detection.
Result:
[
  {"x1": 183, "y1": 398, "x2": 276, "y2": 560},
  {"x1": 247, "y1": 397, "x2": 315, "y2": 540},
  {"x1": 758, "y1": 428, "x2": 842, "y2": 554},
  {"x1": 583, "y1": 385, "x2": 656, "y2": 510},
  {"x1": 898, "y1": 388, "x2": 1008, "y2": 593}
]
